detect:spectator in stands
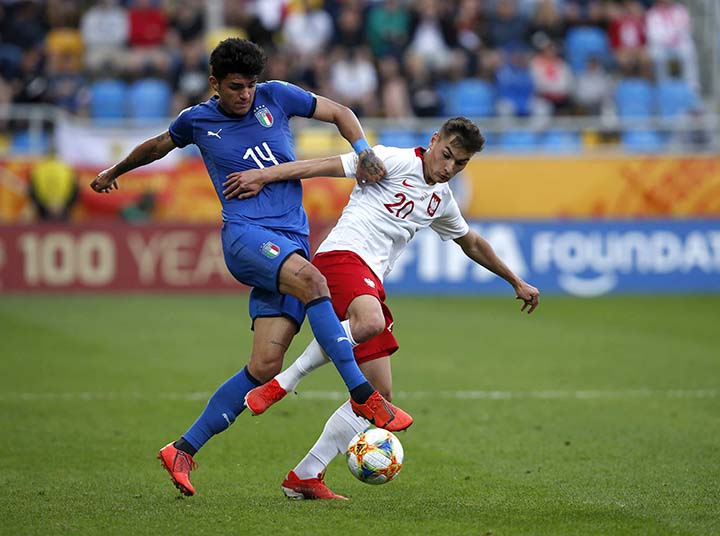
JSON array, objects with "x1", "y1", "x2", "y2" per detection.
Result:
[
  {"x1": 607, "y1": 0, "x2": 649, "y2": 74},
  {"x1": 128, "y1": 0, "x2": 168, "y2": 48},
  {"x1": 172, "y1": 39, "x2": 209, "y2": 111},
  {"x1": 495, "y1": 46, "x2": 536, "y2": 117},
  {"x1": 488, "y1": 0, "x2": 530, "y2": 51},
  {"x1": 282, "y1": 0, "x2": 334, "y2": 66},
  {"x1": 646, "y1": 0, "x2": 699, "y2": 91},
  {"x1": 377, "y1": 55, "x2": 413, "y2": 119},
  {"x1": 1, "y1": 1, "x2": 46, "y2": 50},
  {"x1": 366, "y1": 0, "x2": 412, "y2": 59},
  {"x1": 530, "y1": 39, "x2": 574, "y2": 114},
  {"x1": 406, "y1": 0, "x2": 457, "y2": 72},
  {"x1": 333, "y1": 4, "x2": 366, "y2": 49},
  {"x1": 405, "y1": 52, "x2": 443, "y2": 117},
  {"x1": 454, "y1": 0, "x2": 490, "y2": 56},
  {"x1": 329, "y1": 46, "x2": 378, "y2": 117},
  {"x1": 167, "y1": 0, "x2": 205, "y2": 43},
  {"x1": 12, "y1": 47, "x2": 48, "y2": 105},
  {"x1": 573, "y1": 55, "x2": 613, "y2": 115},
  {"x1": 46, "y1": 41, "x2": 87, "y2": 113},
  {"x1": 528, "y1": 0, "x2": 568, "y2": 50},
  {"x1": 80, "y1": 0, "x2": 128, "y2": 71},
  {"x1": 28, "y1": 153, "x2": 78, "y2": 221}
]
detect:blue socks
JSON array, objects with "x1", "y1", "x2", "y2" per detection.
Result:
[
  {"x1": 305, "y1": 297, "x2": 368, "y2": 392},
  {"x1": 181, "y1": 366, "x2": 260, "y2": 452}
]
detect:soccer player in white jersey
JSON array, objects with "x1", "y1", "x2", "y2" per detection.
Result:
[{"x1": 223, "y1": 117, "x2": 540, "y2": 500}]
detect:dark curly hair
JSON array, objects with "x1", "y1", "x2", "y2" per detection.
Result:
[
  {"x1": 438, "y1": 117, "x2": 486, "y2": 154},
  {"x1": 209, "y1": 38, "x2": 266, "y2": 82}
]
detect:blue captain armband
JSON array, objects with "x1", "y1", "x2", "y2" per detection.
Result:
[{"x1": 351, "y1": 138, "x2": 371, "y2": 154}]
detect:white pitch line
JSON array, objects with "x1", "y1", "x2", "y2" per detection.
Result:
[{"x1": 0, "y1": 389, "x2": 717, "y2": 402}]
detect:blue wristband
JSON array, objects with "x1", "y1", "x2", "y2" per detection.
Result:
[{"x1": 352, "y1": 138, "x2": 371, "y2": 154}]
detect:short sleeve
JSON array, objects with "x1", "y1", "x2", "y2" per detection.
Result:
[
  {"x1": 340, "y1": 151, "x2": 358, "y2": 177},
  {"x1": 267, "y1": 80, "x2": 316, "y2": 118},
  {"x1": 168, "y1": 106, "x2": 194, "y2": 148},
  {"x1": 431, "y1": 191, "x2": 470, "y2": 241},
  {"x1": 340, "y1": 145, "x2": 407, "y2": 179}
]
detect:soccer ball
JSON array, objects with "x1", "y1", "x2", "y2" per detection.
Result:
[{"x1": 346, "y1": 427, "x2": 404, "y2": 485}]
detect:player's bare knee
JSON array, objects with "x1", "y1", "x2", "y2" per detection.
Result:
[
  {"x1": 299, "y1": 268, "x2": 330, "y2": 303},
  {"x1": 352, "y1": 314, "x2": 386, "y2": 343},
  {"x1": 247, "y1": 356, "x2": 283, "y2": 383}
]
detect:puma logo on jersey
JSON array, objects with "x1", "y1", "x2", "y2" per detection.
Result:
[
  {"x1": 207, "y1": 129, "x2": 222, "y2": 139},
  {"x1": 337, "y1": 336, "x2": 350, "y2": 343},
  {"x1": 364, "y1": 278, "x2": 376, "y2": 288},
  {"x1": 401, "y1": 178, "x2": 415, "y2": 188}
]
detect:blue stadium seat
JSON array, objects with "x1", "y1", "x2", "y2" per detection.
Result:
[
  {"x1": 540, "y1": 130, "x2": 582, "y2": 153},
  {"x1": 11, "y1": 131, "x2": 51, "y2": 154},
  {"x1": 565, "y1": 27, "x2": 610, "y2": 73},
  {"x1": 656, "y1": 80, "x2": 697, "y2": 118},
  {"x1": 377, "y1": 129, "x2": 418, "y2": 148},
  {"x1": 621, "y1": 130, "x2": 665, "y2": 153},
  {"x1": 444, "y1": 79, "x2": 495, "y2": 117},
  {"x1": 128, "y1": 78, "x2": 172, "y2": 119},
  {"x1": 90, "y1": 79, "x2": 128, "y2": 120},
  {"x1": 497, "y1": 130, "x2": 537, "y2": 152},
  {"x1": 615, "y1": 78, "x2": 654, "y2": 118}
]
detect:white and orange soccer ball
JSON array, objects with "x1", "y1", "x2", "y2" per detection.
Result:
[{"x1": 346, "y1": 427, "x2": 404, "y2": 485}]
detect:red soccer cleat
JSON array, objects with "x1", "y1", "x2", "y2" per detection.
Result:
[
  {"x1": 245, "y1": 378, "x2": 288, "y2": 415},
  {"x1": 350, "y1": 391, "x2": 413, "y2": 432},
  {"x1": 158, "y1": 442, "x2": 197, "y2": 496},
  {"x1": 281, "y1": 471, "x2": 348, "y2": 501}
]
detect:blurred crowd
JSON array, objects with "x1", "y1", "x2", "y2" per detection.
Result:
[
  {"x1": 0, "y1": 0, "x2": 704, "y2": 122},
  {"x1": 0, "y1": 0, "x2": 699, "y2": 122}
]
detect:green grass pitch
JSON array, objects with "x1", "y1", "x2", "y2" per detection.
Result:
[{"x1": 1, "y1": 294, "x2": 718, "y2": 535}]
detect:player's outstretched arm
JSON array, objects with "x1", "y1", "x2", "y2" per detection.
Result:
[
  {"x1": 90, "y1": 131, "x2": 177, "y2": 193},
  {"x1": 312, "y1": 95, "x2": 386, "y2": 185},
  {"x1": 455, "y1": 230, "x2": 540, "y2": 314},
  {"x1": 223, "y1": 156, "x2": 345, "y2": 199}
]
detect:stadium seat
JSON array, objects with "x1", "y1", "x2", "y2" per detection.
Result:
[
  {"x1": 565, "y1": 27, "x2": 610, "y2": 73},
  {"x1": 497, "y1": 130, "x2": 537, "y2": 152},
  {"x1": 615, "y1": 78, "x2": 654, "y2": 118},
  {"x1": 444, "y1": 79, "x2": 495, "y2": 118},
  {"x1": 377, "y1": 129, "x2": 419, "y2": 148},
  {"x1": 656, "y1": 80, "x2": 697, "y2": 119},
  {"x1": 10, "y1": 131, "x2": 51, "y2": 154},
  {"x1": 621, "y1": 130, "x2": 665, "y2": 153},
  {"x1": 540, "y1": 130, "x2": 582, "y2": 153},
  {"x1": 128, "y1": 78, "x2": 172, "y2": 119},
  {"x1": 90, "y1": 79, "x2": 128, "y2": 120}
]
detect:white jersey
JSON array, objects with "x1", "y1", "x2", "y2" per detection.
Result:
[{"x1": 316, "y1": 145, "x2": 470, "y2": 281}]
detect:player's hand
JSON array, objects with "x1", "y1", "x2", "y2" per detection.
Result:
[
  {"x1": 90, "y1": 168, "x2": 119, "y2": 193},
  {"x1": 514, "y1": 281, "x2": 540, "y2": 314},
  {"x1": 223, "y1": 169, "x2": 268, "y2": 199},
  {"x1": 355, "y1": 149, "x2": 386, "y2": 186}
]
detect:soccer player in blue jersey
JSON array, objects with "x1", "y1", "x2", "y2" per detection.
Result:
[{"x1": 90, "y1": 38, "x2": 412, "y2": 496}]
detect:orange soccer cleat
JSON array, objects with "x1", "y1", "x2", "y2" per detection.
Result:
[
  {"x1": 158, "y1": 442, "x2": 197, "y2": 496},
  {"x1": 350, "y1": 391, "x2": 413, "y2": 432},
  {"x1": 281, "y1": 471, "x2": 348, "y2": 501},
  {"x1": 244, "y1": 378, "x2": 288, "y2": 415}
]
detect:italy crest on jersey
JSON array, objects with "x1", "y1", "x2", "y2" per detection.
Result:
[
  {"x1": 254, "y1": 105, "x2": 274, "y2": 128},
  {"x1": 261, "y1": 241, "x2": 280, "y2": 258}
]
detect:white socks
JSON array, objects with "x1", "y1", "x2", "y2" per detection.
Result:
[
  {"x1": 275, "y1": 319, "x2": 357, "y2": 392},
  {"x1": 293, "y1": 400, "x2": 370, "y2": 480}
]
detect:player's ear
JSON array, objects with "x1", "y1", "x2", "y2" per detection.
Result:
[{"x1": 209, "y1": 75, "x2": 219, "y2": 93}]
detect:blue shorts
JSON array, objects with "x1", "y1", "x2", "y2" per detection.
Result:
[{"x1": 221, "y1": 221, "x2": 309, "y2": 329}]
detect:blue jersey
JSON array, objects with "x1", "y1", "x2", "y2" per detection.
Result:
[{"x1": 168, "y1": 81, "x2": 317, "y2": 234}]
